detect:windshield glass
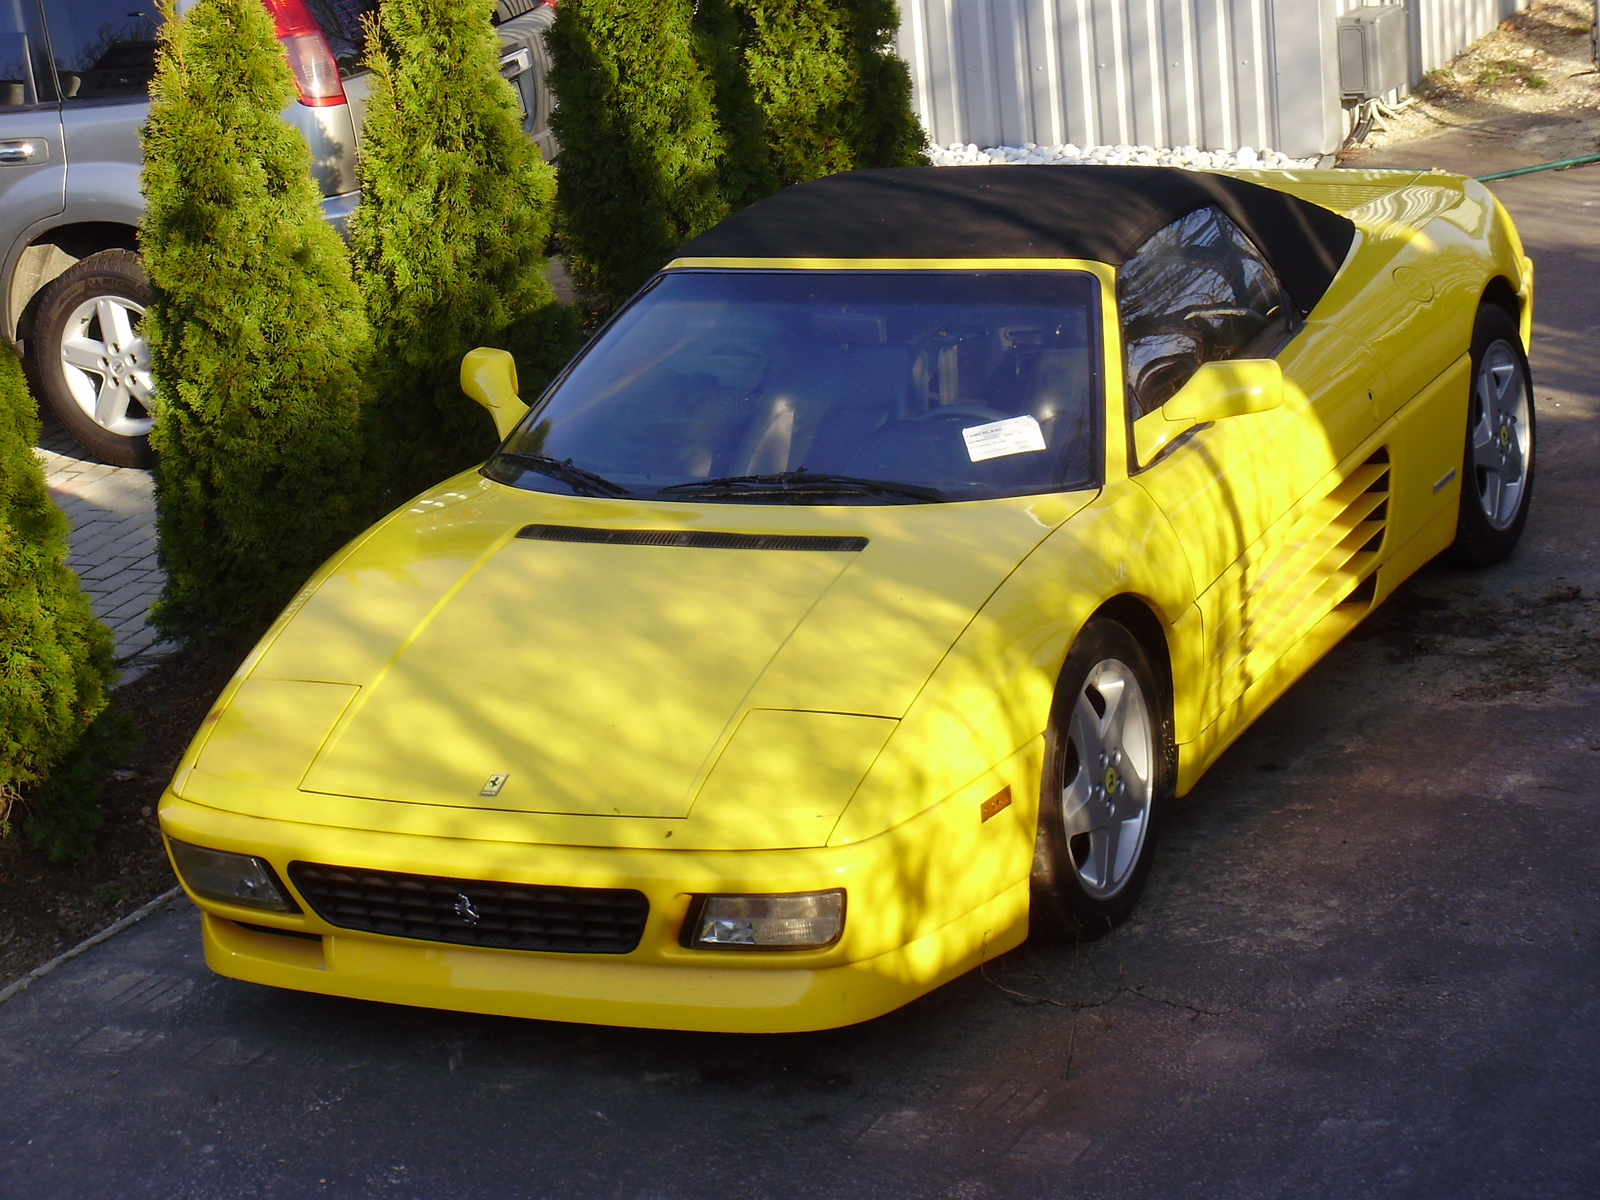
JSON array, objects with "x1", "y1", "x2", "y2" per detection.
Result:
[{"x1": 485, "y1": 270, "x2": 1102, "y2": 504}]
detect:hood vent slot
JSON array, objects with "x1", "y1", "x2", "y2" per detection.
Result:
[{"x1": 517, "y1": 524, "x2": 868, "y2": 552}]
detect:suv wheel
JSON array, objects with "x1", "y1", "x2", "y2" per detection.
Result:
[{"x1": 32, "y1": 249, "x2": 155, "y2": 468}]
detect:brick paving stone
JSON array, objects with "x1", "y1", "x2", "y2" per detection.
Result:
[{"x1": 33, "y1": 423, "x2": 174, "y2": 670}]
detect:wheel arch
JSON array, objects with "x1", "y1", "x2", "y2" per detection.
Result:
[
  {"x1": 1479, "y1": 275, "x2": 1527, "y2": 352},
  {"x1": 1480, "y1": 275, "x2": 1520, "y2": 323},
  {"x1": 7, "y1": 222, "x2": 141, "y2": 347}
]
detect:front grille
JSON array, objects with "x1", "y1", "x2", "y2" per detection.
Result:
[{"x1": 287, "y1": 862, "x2": 649, "y2": 954}]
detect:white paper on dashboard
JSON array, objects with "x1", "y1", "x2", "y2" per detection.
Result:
[{"x1": 961, "y1": 415, "x2": 1047, "y2": 462}]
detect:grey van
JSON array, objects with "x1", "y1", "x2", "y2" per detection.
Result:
[{"x1": 0, "y1": 0, "x2": 556, "y2": 467}]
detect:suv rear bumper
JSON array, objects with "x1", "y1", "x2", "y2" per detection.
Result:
[{"x1": 320, "y1": 189, "x2": 360, "y2": 235}]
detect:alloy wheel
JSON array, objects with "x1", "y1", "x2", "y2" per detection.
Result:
[
  {"x1": 1060, "y1": 658, "x2": 1155, "y2": 900},
  {"x1": 1471, "y1": 339, "x2": 1531, "y2": 532},
  {"x1": 58, "y1": 295, "x2": 153, "y2": 438}
]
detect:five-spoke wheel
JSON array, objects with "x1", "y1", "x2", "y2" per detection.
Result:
[
  {"x1": 1450, "y1": 305, "x2": 1535, "y2": 566},
  {"x1": 1032, "y1": 618, "x2": 1171, "y2": 938},
  {"x1": 31, "y1": 249, "x2": 155, "y2": 467},
  {"x1": 1059, "y1": 657, "x2": 1156, "y2": 900},
  {"x1": 58, "y1": 294, "x2": 153, "y2": 439}
]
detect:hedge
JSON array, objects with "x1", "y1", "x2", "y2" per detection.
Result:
[
  {"x1": 0, "y1": 349, "x2": 115, "y2": 842},
  {"x1": 140, "y1": 0, "x2": 372, "y2": 647},
  {"x1": 548, "y1": 0, "x2": 928, "y2": 313},
  {"x1": 546, "y1": 0, "x2": 729, "y2": 312},
  {"x1": 351, "y1": 0, "x2": 577, "y2": 502}
]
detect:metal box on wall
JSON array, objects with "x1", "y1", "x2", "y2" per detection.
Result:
[{"x1": 1338, "y1": 5, "x2": 1412, "y2": 100}]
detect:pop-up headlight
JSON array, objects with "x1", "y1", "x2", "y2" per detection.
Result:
[
  {"x1": 168, "y1": 838, "x2": 299, "y2": 912},
  {"x1": 687, "y1": 891, "x2": 844, "y2": 950}
]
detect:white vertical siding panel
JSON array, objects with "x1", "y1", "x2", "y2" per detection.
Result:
[
  {"x1": 1160, "y1": 0, "x2": 1201, "y2": 149},
  {"x1": 893, "y1": 0, "x2": 1525, "y2": 159},
  {"x1": 953, "y1": 0, "x2": 997, "y2": 144},
  {"x1": 1037, "y1": 0, "x2": 1065, "y2": 143},
  {"x1": 1123, "y1": 0, "x2": 1163, "y2": 146},
  {"x1": 1193, "y1": 0, "x2": 1231, "y2": 148},
  {"x1": 1065, "y1": 0, "x2": 1101, "y2": 145}
]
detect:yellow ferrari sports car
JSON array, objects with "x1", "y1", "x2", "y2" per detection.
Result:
[{"x1": 159, "y1": 165, "x2": 1534, "y2": 1032}]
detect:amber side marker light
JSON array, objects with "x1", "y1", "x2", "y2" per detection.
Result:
[
  {"x1": 684, "y1": 891, "x2": 845, "y2": 950},
  {"x1": 981, "y1": 785, "x2": 1013, "y2": 822},
  {"x1": 168, "y1": 838, "x2": 300, "y2": 913}
]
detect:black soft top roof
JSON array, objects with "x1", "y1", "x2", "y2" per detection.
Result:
[{"x1": 674, "y1": 165, "x2": 1357, "y2": 319}]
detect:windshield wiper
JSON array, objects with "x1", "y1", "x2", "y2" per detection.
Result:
[
  {"x1": 658, "y1": 470, "x2": 945, "y2": 504},
  {"x1": 493, "y1": 452, "x2": 632, "y2": 498}
]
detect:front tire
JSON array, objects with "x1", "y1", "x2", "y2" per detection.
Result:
[
  {"x1": 31, "y1": 249, "x2": 155, "y2": 468},
  {"x1": 1031, "y1": 618, "x2": 1171, "y2": 940},
  {"x1": 1448, "y1": 305, "x2": 1534, "y2": 567}
]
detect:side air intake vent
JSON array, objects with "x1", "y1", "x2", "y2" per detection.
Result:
[
  {"x1": 1240, "y1": 447, "x2": 1392, "y2": 644},
  {"x1": 517, "y1": 524, "x2": 868, "y2": 552}
]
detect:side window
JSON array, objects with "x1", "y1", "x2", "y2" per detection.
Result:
[
  {"x1": 1, "y1": 1, "x2": 56, "y2": 107},
  {"x1": 40, "y1": 0, "x2": 160, "y2": 103},
  {"x1": 306, "y1": 0, "x2": 378, "y2": 78},
  {"x1": 1117, "y1": 206, "x2": 1290, "y2": 419}
]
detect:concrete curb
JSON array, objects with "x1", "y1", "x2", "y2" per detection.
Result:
[{"x1": 0, "y1": 885, "x2": 184, "y2": 1008}]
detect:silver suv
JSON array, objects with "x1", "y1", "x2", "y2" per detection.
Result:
[{"x1": 0, "y1": 0, "x2": 556, "y2": 467}]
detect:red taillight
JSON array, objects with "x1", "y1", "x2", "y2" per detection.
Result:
[{"x1": 261, "y1": 0, "x2": 346, "y2": 107}]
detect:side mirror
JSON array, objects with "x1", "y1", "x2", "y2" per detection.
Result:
[
  {"x1": 460, "y1": 347, "x2": 529, "y2": 440},
  {"x1": 1133, "y1": 358, "x2": 1284, "y2": 466},
  {"x1": 1162, "y1": 358, "x2": 1283, "y2": 422}
]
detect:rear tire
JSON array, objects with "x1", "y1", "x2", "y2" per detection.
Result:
[
  {"x1": 1448, "y1": 305, "x2": 1534, "y2": 567},
  {"x1": 31, "y1": 249, "x2": 155, "y2": 468},
  {"x1": 1031, "y1": 618, "x2": 1172, "y2": 940}
]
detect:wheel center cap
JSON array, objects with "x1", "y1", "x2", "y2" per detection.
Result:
[
  {"x1": 1103, "y1": 765, "x2": 1120, "y2": 794},
  {"x1": 1498, "y1": 421, "x2": 1511, "y2": 451}
]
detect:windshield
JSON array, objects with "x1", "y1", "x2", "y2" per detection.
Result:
[{"x1": 485, "y1": 270, "x2": 1102, "y2": 504}]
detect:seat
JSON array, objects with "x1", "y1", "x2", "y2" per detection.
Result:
[{"x1": 732, "y1": 344, "x2": 911, "y2": 476}]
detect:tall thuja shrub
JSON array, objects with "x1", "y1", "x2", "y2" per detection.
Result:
[
  {"x1": 843, "y1": 0, "x2": 928, "y2": 169},
  {"x1": 141, "y1": 0, "x2": 371, "y2": 646},
  {"x1": 690, "y1": 0, "x2": 777, "y2": 211},
  {"x1": 546, "y1": 0, "x2": 728, "y2": 312},
  {"x1": 730, "y1": 0, "x2": 928, "y2": 186},
  {"x1": 351, "y1": 0, "x2": 575, "y2": 499},
  {"x1": 0, "y1": 349, "x2": 114, "y2": 837}
]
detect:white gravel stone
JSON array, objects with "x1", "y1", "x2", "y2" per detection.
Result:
[{"x1": 927, "y1": 140, "x2": 1317, "y2": 171}]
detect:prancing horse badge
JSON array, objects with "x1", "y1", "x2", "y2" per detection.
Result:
[{"x1": 479, "y1": 772, "x2": 509, "y2": 798}]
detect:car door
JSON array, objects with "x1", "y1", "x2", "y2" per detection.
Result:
[
  {"x1": 0, "y1": 0, "x2": 64, "y2": 340},
  {"x1": 1124, "y1": 207, "x2": 1390, "y2": 731},
  {"x1": 40, "y1": 0, "x2": 161, "y2": 216}
]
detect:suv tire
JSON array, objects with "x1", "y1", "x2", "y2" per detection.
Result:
[{"x1": 32, "y1": 249, "x2": 155, "y2": 468}]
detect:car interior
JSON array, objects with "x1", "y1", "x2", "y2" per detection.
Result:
[{"x1": 507, "y1": 271, "x2": 1104, "y2": 500}]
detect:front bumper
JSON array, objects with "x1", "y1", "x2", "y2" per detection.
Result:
[{"x1": 159, "y1": 773, "x2": 1035, "y2": 1032}]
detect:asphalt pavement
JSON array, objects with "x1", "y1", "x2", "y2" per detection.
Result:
[{"x1": 3, "y1": 161, "x2": 1599, "y2": 1200}]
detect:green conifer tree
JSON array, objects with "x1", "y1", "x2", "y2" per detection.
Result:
[
  {"x1": 351, "y1": 0, "x2": 575, "y2": 500},
  {"x1": 690, "y1": 0, "x2": 778, "y2": 211},
  {"x1": 546, "y1": 0, "x2": 729, "y2": 312},
  {"x1": 731, "y1": 0, "x2": 928, "y2": 186},
  {"x1": 141, "y1": 0, "x2": 371, "y2": 647},
  {"x1": 0, "y1": 349, "x2": 114, "y2": 836},
  {"x1": 843, "y1": 0, "x2": 929, "y2": 169}
]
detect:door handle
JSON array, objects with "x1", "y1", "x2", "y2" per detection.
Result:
[
  {"x1": 0, "y1": 139, "x2": 47, "y2": 164},
  {"x1": 499, "y1": 48, "x2": 532, "y2": 79}
]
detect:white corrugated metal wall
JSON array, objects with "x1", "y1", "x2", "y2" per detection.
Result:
[
  {"x1": 1408, "y1": 0, "x2": 1522, "y2": 73},
  {"x1": 895, "y1": 0, "x2": 1526, "y2": 160}
]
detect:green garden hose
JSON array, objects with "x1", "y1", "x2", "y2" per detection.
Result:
[{"x1": 1476, "y1": 153, "x2": 1600, "y2": 182}]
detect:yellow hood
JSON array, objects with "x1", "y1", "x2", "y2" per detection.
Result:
[{"x1": 210, "y1": 476, "x2": 1092, "y2": 824}]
